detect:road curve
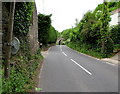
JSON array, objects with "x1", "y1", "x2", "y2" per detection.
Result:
[{"x1": 38, "y1": 45, "x2": 118, "y2": 92}]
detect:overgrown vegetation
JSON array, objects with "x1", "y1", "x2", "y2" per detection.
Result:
[
  {"x1": 2, "y1": 2, "x2": 43, "y2": 93},
  {"x1": 2, "y1": 49, "x2": 43, "y2": 93},
  {"x1": 38, "y1": 14, "x2": 57, "y2": 45},
  {"x1": 94, "y1": 1, "x2": 120, "y2": 13},
  {"x1": 61, "y1": 1, "x2": 120, "y2": 58},
  {"x1": 48, "y1": 25, "x2": 57, "y2": 44},
  {"x1": 14, "y1": 2, "x2": 34, "y2": 35}
]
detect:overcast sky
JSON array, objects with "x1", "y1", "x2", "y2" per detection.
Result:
[{"x1": 35, "y1": 0, "x2": 103, "y2": 32}]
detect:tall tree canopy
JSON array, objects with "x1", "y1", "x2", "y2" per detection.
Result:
[{"x1": 38, "y1": 14, "x2": 52, "y2": 45}]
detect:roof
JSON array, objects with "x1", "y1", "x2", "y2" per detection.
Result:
[{"x1": 110, "y1": 8, "x2": 120, "y2": 15}]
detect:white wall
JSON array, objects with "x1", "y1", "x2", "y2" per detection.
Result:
[{"x1": 110, "y1": 12, "x2": 119, "y2": 26}]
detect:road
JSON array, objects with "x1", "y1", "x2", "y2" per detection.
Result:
[{"x1": 38, "y1": 45, "x2": 118, "y2": 92}]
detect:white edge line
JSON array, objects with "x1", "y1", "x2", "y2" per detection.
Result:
[
  {"x1": 106, "y1": 62, "x2": 115, "y2": 66},
  {"x1": 70, "y1": 59, "x2": 92, "y2": 75},
  {"x1": 62, "y1": 52, "x2": 67, "y2": 56}
]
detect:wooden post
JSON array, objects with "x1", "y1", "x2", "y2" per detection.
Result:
[{"x1": 4, "y1": 2, "x2": 15, "y2": 78}]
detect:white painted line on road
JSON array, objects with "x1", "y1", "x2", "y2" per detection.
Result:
[
  {"x1": 70, "y1": 59, "x2": 92, "y2": 75},
  {"x1": 60, "y1": 45, "x2": 62, "y2": 51},
  {"x1": 106, "y1": 62, "x2": 115, "y2": 66},
  {"x1": 62, "y1": 52, "x2": 67, "y2": 56}
]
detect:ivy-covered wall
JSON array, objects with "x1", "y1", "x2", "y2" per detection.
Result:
[
  {"x1": 2, "y1": 2, "x2": 10, "y2": 57},
  {"x1": 2, "y1": 2, "x2": 41, "y2": 92},
  {"x1": 0, "y1": 2, "x2": 2, "y2": 60},
  {"x1": 2, "y1": 2, "x2": 39, "y2": 56}
]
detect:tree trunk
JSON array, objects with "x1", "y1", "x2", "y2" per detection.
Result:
[{"x1": 101, "y1": 40, "x2": 105, "y2": 55}]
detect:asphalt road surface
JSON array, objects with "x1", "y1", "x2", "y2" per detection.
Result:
[{"x1": 38, "y1": 45, "x2": 118, "y2": 92}]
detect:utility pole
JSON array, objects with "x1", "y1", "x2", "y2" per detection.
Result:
[{"x1": 4, "y1": 2, "x2": 16, "y2": 78}]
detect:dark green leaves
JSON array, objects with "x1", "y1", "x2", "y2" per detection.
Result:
[
  {"x1": 14, "y1": 2, "x2": 34, "y2": 36},
  {"x1": 38, "y1": 14, "x2": 52, "y2": 45}
]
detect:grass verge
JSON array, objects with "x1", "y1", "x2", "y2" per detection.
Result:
[{"x1": 67, "y1": 42, "x2": 111, "y2": 59}]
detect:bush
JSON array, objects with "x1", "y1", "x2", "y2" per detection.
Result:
[
  {"x1": 48, "y1": 26, "x2": 57, "y2": 44},
  {"x1": 2, "y1": 49, "x2": 43, "y2": 93},
  {"x1": 102, "y1": 37, "x2": 114, "y2": 57},
  {"x1": 38, "y1": 14, "x2": 52, "y2": 45},
  {"x1": 110, "y1": 25, "x2": 120, "y2": 44}
]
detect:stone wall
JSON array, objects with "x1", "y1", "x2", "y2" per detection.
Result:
[
  {"x1": 28, "y1": 3, "x2": 39, "y2": 54},
  {"x1": 2, "y1": 2, "x2": 39, "y2": 56}
]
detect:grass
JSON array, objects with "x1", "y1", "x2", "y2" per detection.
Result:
[{"x1": 67, "y1": 42, "x2": 105, "y2": 59}]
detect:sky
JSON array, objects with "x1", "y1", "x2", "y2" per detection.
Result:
[{"x1": 35, "y1": 0, "x2": 103, "y2": 32}]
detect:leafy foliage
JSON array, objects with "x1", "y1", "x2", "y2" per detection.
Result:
[
  {"x1": 110, "y1": 25, "x2": 120, "y2": 44},
  {"x1": 61, "y1": 29, "x2": 72, "y2": 41},
  {"x1": 48, "y1": 25, "x2": 57, "y2": 43},
  {"x1": 94, "y1": 2, "x2": 120, "y2": 13},
  {"x1": 2, "y1": 49, "x2": 43, "y2": 93},
  {"x1": 61, "y1": 1, "x2": 119, "y2": 58},
  {"x1": 99, "y1": 1, "x2": 113, "y2": 57},
  {"x1": 38, "y1": 14, "x2": 52, "y2": 45},
  {"x1": 80, "y1": 11, "x2": 98, "y2": 44},
  {"x1": 2, "y1": 2, "x2": 43, "y2": 93},
  {"x1": 38, "y1": 14, "x2": 57, "y2": 45},
  {"x1": 14, "y1": 2, "x2": 34, "y2": 36}
]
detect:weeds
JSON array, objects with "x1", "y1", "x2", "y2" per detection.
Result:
[{"x1": 2, "y1": 48, "x2": 43, "y2": 93}]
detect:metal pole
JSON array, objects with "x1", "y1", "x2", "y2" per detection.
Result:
[{"x1": 4, "y1": 2, "x2": 16, "y2": 78}]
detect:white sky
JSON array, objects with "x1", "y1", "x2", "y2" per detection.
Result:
[{"x1": 35, "y1": 0, "x2": 103, "y2": 32}]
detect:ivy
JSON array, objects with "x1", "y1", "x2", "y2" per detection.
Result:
[
  {"x1": 2, "y1": 2, "x2": 42, "y2": 93},
  {"x1": 61, "y1": 1, "x2": 118, "y2": 58},
  {"x1": 14, "y1": 2, "x2": 34, "y2": 36},
  {"x1": 2, "y1": 49, "x2": 43, "y2": 93}
]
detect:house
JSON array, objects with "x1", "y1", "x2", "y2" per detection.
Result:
[{"x1": 110, "y1": 8, "x2": 120, "y2": 26}]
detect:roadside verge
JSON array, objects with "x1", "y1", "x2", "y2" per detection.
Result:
[{"x1": 66, "y1": 45, "x2": 119, "y2": 65}]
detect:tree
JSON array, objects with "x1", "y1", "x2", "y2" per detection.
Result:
[
  {"x1": 61, "y1": 29, "x2": 71, "y2": 41},
  {"x1": 38, "y1": 14, "x2": 52, "y2": 45},
  {"x1": 79, "y1": 11, "x2": 98, "y2": 44},
  {"x1": 100, "y1": 1, "x2": 113, "y2": 57},
  {"x1": 110, "y1": 25, "x2": 120, "y2": 44},
  {"x1": 48, "y1": 25, "x2": 57, "y2": 43}
]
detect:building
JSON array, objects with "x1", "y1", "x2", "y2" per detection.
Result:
[{"x1": 110, "y1": 8, "x2": 120, "y2": 26}]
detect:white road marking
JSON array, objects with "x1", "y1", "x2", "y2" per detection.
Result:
[
  {"x1": 70, "y1": 59, "x2": 92, "y2": 75},
  {"x1": 62, "y1": 52, "x2": 67, "y2": 56},
  {"x1": 106, "y1": 62, "x2": 115, "y2": 66},
  {"x1": 60, "y1": 45, "x2": 62, "y2": 51}
]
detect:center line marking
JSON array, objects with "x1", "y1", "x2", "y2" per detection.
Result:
[
  {"x1": 60, "y1": 45, "x2": 62, "y2": 51},
  {"x1": 70, "y1": 59, "x2": 92, "y2": 75},
  {"x1": 62, "y1": 52, "x2": 67, "y2": 56}
]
